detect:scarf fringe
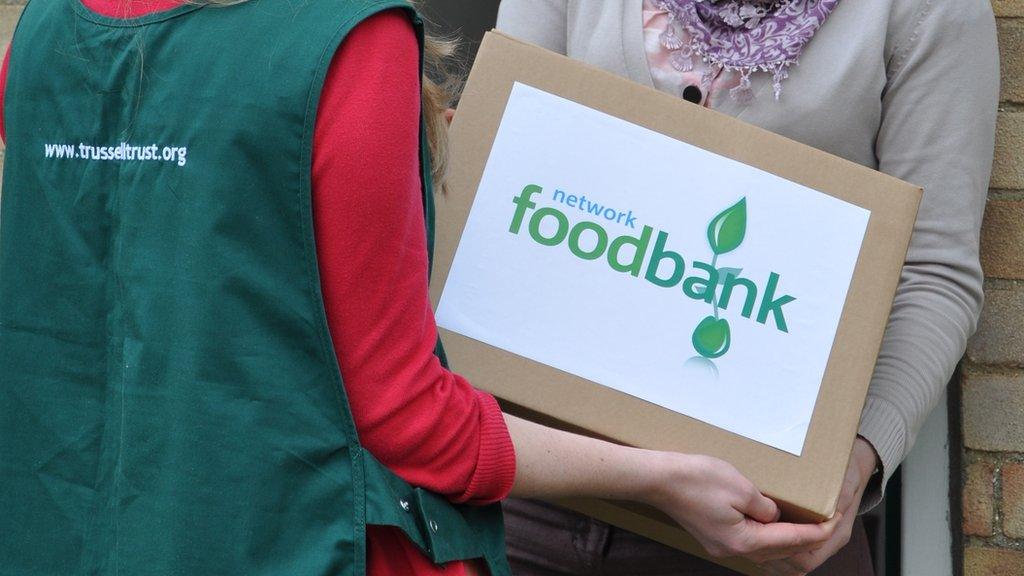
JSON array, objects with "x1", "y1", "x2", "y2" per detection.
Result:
[
  {"x1": 659, "y1": 33, "x2": 798, "y2": 102},
  {"x1": 657, "y1": 0, "x2": 836, "y2": 103}
]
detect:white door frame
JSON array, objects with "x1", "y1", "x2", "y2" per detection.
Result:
[{"x1": 901, "y1": 389, "x2": 954, "y2": 575}]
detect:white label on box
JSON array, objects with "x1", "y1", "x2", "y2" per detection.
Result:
[{"x1": 437, "y1": 82, "x2": 870, "y2": 456}]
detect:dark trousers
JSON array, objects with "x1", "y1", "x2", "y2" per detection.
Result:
[{"x1": 504, "y1": 499, "x2": 875, "y2": 576}]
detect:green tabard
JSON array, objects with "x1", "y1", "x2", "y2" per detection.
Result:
[{"x1": 0, "y1": 1, "x2": 509, "y2": 574}]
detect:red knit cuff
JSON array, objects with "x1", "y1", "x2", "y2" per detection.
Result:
[{"x1": 451, "y1": 391, "x2": 517, "y2": 505}]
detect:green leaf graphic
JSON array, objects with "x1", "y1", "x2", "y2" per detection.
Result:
[
  {"x1": 707, "y1": 198, "x2": 747, "y2": 255},
  {"x1": 692, "y1": 316, "x2": 731, "y2": 359}
]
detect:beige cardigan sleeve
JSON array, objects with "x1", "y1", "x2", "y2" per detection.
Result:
[{"x1": 856, "y1": 1, "x2": 999, "y2": 510}]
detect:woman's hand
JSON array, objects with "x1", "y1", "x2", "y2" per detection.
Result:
[
  {"x1": 758, "y1": 437, "x2": 879, "y2": 575},
  {"x1": 645, "y1": 452, "x2": 841, "y2": 564},
  {"x1": 504, "y1": 413, "x2": 839, "y2": 565}
]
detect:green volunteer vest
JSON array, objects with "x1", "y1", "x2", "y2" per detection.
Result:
[{"x1": 0, "y1": 1, "x2": 509, "y2": 574}]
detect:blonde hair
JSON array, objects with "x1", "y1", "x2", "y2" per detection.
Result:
[
  {"x1": 420, "y1": 34, "x2": 460, "y2": 194},
  {"x1": 190, "y1": 0, "x2": 460, "y2": 192}
]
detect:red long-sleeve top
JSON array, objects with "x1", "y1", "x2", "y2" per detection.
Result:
[{"x1": 0, "y1": 3, "x2": 516, "y2": 575}]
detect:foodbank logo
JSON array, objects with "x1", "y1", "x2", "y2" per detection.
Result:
[
  {"x1": 508, "y1": 185, "x2": 795, "y2": 359},
  {"x1": 693, "y1": 197, "x2": 746, "y2": 359}
]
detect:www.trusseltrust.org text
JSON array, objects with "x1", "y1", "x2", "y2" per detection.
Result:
[{"x1": 44, "y1": 142, "x2": 189, "y2": 167}]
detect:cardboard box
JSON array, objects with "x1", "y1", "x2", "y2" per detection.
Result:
[{"x1": 430, "y1": 32, "x2": 921, "y2": 574}]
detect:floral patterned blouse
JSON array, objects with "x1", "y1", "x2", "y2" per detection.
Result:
[{"x1": 642, "y1": 0, "x2": 742, "y2": 108}]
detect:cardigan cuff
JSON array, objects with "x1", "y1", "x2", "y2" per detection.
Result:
[
  {"x1": 856, "y1": 395, "x2": 908, "y2": 513},
  {"x1": 451, "y1": 391, "x2": 517, "y2": 505}
]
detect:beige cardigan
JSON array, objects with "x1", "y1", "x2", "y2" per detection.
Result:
[{"x1": 496, "y1": 0, "x2": 1000, "y2": 510}]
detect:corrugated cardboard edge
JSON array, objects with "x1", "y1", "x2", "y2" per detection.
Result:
[{"x1": 432, "y1": 30, "x2": 922, "y2": 561}]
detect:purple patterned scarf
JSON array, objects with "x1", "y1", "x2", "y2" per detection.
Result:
[{"x1": 659, "y1": 0, "x2": 841, "y2": 102}]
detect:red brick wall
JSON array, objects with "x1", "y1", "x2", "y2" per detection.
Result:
[{"x1": 962, "y1": 2, "x2": 1024, "y2": 574}]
